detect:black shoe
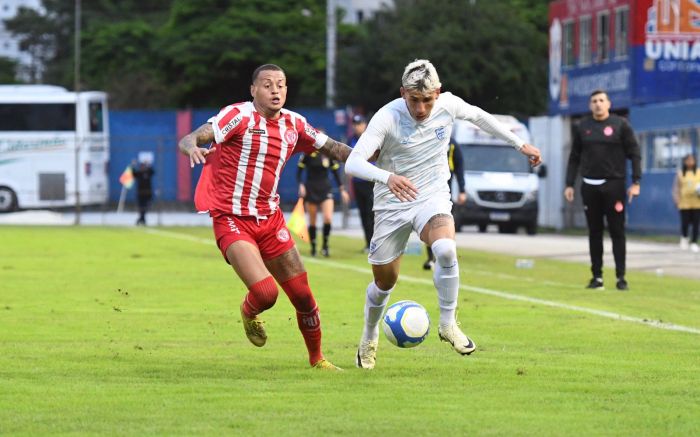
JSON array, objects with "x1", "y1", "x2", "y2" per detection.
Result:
[
  {"x1": 422, "y1": 260, "x2": 434, "y2": 270},
  {"x1": 616, "y1": 277, "x2": 629, "y2": 291},
  {"x1": 321, "y1": 247, "x2": 330, "y2": 257},
  {"x1": 586, "y1": 277, "x2": 604, "y2": 290}
]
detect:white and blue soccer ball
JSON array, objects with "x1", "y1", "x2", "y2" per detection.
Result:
[{"x1": 382, "y1": 300, "x2": 430, "y2": 348}]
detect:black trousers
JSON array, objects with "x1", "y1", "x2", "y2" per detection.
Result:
[
  {"x1": 581, "y1": 179, "x2": 626, "y2": 279},
  {"x1": 680, "y1": 209, "x2": 700, "y2": 242},
  {"x1": 353, "y1": 178, "x2": 375, "y2": 248}
]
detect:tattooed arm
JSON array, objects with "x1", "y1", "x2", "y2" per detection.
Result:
[
  {"x1": 178, "y1": 123, "x2": 217, "y2": 167},
  {"x1": 319, "y1": 137, "x2": 353, "y2": 163}
]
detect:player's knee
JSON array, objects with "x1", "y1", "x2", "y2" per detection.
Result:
[
  {"x1": 431, "y1": 238, "x2": 457, "y2": 267},
  {"x1": 249, "y1": 276, "x2": 279, "y2": 311}
]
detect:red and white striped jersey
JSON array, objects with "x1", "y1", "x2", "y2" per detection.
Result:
[{"x1": 194, "y1": 102, "x2": 328, "y2": 218}]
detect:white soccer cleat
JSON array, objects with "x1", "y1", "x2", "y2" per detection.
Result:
[
  {"x1": 356, "y1": 339, "x2": 379, "y2": 369},
  {"x1": 692, "y1": 243, "x2": 699, "y2": 253},
  {"x1": 438, "y1": 322, "x2": 476, "y2": 356},
  {"x1": 680, "y1": 237, "x2": 689, "y2": 250}
]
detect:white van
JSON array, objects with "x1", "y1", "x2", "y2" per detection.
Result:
[
  {"x1": 451, "y1": 115, "x2": 544, "y2": 235},
  {"x1": 0, "y1": 85, "x2": 110, "y2": 212}
]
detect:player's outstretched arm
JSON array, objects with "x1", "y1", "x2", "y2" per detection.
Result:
[
  {"x1": 319, "y1": 137, "x2": 353, "y2": 163},
  {"x1": 178, "y1": 123, "x2": 217, "y2": 167}
]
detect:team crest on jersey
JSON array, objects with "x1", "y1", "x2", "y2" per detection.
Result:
[
  {"x1": 277, "y1": 228, "x2": 290, "y2": 243},
  {"x1": 435, "y1": 126, "x2": 446, "y2": 141},
  {"x1": 285, "y1": 129, "x2": 298, "y2": 144},
  {"x1": 604, "y1": 126, "x2": 614, "y2": 136}
]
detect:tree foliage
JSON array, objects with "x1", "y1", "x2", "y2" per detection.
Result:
[
  {"x1": 3, "y1": 0, "x2": 548, "y2": 113},
  {"x1": 337, "y1": 0, "x2": 548, "y2": 116},
  {"x1": 0, "y1": 57, "x2": 19, "y2": 83}
]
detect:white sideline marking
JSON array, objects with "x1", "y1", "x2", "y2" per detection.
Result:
[{"x1": 143, "y1": 228, "x2": 700, "y2": 335}]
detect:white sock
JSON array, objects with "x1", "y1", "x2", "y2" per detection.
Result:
[
  {"x1": 432, "y1": 238, "x2": 459, "y2": 327},
  {"x1": 361, "y1": 281, "x2": 392, "y2": 342}
]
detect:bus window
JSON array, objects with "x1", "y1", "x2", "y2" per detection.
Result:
[
  {"x1": 0, "y1": 103, "x2": 76, "y2": 131},
  {"x1": 89, "y1": 102, "x2": 103, "y2": 132}
]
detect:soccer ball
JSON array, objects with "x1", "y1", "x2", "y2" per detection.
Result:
[{"x1": 382, "y1": 300, "x2": 430, "y2": 348}]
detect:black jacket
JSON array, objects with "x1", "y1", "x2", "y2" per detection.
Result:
[{"x1": 565, "y1": 114, "x2": 642, "y2": 187}]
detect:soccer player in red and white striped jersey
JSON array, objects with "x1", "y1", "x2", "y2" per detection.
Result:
[{"x1": 178, "y1": 64, "x2": 351, "y2": 371}]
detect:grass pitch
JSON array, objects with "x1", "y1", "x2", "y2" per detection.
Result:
[{"x1": 1, "y1": 226, "x2": 699, "y2": 435}]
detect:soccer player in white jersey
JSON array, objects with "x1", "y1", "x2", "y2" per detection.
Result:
[
  {"x1": 345, "y1": 59, "x2": 542, "y2": 369},
  {"x1": 178, "y1": 64, "x2": 352, "y2": 371}
]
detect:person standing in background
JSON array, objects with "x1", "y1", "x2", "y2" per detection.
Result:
[
  {"x1": 672, "y1": 154, "x2": 700, "y2": 253},
  {"x1": 348, "y1": 115, "x2": 375, "y2": 253},
  {"x1": 564, "y1": 89, "x2": 642, "y2": 292},
  {"x1": 132, "y1": 160, "x2": 155, "y2": 226},
  {"x1": 297, "y1": 150, "x2": 349, "y2": 257}
]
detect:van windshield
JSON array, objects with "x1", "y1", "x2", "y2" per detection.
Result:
[{"x1": 459, "y1": 144, "x2": 531, "y2": 173}]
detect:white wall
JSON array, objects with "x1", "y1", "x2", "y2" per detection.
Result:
[{"x1": 529, "y1": 115, "x2": 570, "y2": 230}]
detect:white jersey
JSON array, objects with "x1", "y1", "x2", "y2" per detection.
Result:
[{"x1": 346, "y1": 92, "x2": 525, "y2": 210}]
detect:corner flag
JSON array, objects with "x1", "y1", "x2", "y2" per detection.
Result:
[
  {"x1": 119, "y1": 165, "x2": 134, "y2": 189},
  {"x1": 287, "y1": 198, "x2": 309, "y2": 242}
]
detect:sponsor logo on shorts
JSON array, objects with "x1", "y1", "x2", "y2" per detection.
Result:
[
  {"x1": 604, "y1": 126, "x2": 614, "y2": 136},
  {"x1": 226, "y1": 217, "x2": 240, "y2": 234},
  {"x1": 369, "y1": 241, "x2": 377, "y2": 254},
  {"x1": 277, "y1": 228, "x2": 290, "y2": 242},
  {"x1": 615, "y1": 201, "x2": 624, "y2": 213},
  {"x1": 435, "y1": 126, "x2": 446, "y2": 140},
  {"x1": 285, "y1": 129, "x2": 298, "y2": 144}
]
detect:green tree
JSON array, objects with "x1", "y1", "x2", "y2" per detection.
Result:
[
  {"x1": 0, "y1": 57, "x2": 19, "y2": 83},
  {"x1": 336, "y1": 0, "x2": 548, "y2": 116},
  {"x1": 158, "y1": 0, "x2": 328, "y2": 107},
  {"x1": 3, "y1": 0, "x2": 173, "y2": 106}
]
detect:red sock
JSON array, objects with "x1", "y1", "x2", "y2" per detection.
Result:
[
  {"x1": 241, "y1": 276, "x2": 278, "y2": 318},
  {"x1": 280, "y1": 272, "x2": 323, "y2": 366}
]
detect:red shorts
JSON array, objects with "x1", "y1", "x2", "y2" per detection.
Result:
[{"x1": 212, "y1": 209, "x2": 295, "y2": 262}]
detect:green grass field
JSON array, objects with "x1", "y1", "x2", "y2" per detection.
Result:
[{"x1": 1, "y1": 226, "x2": 699, "y2": 436}]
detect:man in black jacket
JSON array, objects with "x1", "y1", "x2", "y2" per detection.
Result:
[{"x1": 564, "y1": 89, "x2": 641, "y2": 291}]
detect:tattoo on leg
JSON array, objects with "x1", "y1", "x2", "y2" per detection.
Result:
[
  {"x1": 428, "y1": 214, "x2": 453, "y2": 230},
  {"x1": 265, "y1": 247, "x2": 305, "y2": 282}
]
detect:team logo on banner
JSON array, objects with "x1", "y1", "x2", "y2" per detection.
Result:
[{"x1": 285, "y1": 129, "x2": 298, "y2": 144}]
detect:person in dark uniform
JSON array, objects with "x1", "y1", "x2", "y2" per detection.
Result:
[
  {"x1": 423, "y1": 141, "x2": 467, "y2": 270},
  {"x1": 349, "y1": 114, "x2": 375, "y2": 252},
  {"x1": 132, "y1": 160, "x2": 155, "y2": 226},
  {"x1": 297, "y1": 151, "x2": 349, "y2": 257},
  {"x1": 564, "y1": 89, "x2": 641, "y2": 291}
]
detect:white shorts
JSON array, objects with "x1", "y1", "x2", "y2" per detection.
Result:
[{"x1": 368, "y1": 196, "x2": 453, "y2": 265}]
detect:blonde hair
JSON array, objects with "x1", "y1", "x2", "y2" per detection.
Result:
[{"x1": 401, "y1": 59, "x2": 441, "y2": 92}]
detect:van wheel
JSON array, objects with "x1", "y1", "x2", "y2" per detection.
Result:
[
  {"x1": 526, "y1": 221, "x2": 537, "y2": 235},
  {"x1": 477, "y1": 223, "x2": 488, "y2": 233},
  {"x1": 0, "y1": 187, "x2": 17, "y2": 213}
]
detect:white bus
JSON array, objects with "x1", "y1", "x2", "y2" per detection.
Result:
[{"x1": 0, "y1": 85, "x2": 110, "y2": 212}]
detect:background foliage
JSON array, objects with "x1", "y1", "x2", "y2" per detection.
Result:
[{"x1": 2, "y1": 0, "x2": 548, "y2": 114}]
